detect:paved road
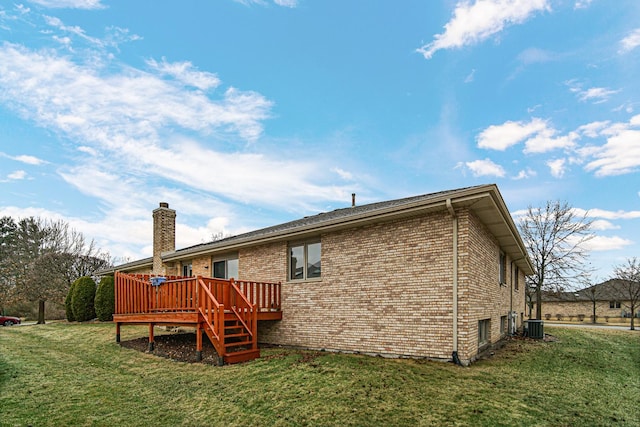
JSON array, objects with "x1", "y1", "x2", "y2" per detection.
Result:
[{"x1": 544, "y1": 322, "x2": 637, "y2": 331}]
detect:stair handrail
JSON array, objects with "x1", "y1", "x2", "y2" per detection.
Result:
[
  {"x1": 229, "y1": 279, "x2": 258, "y2": 350},
  {"x1": 197, "y1": 277, "x2": 225, "y2": 356}
]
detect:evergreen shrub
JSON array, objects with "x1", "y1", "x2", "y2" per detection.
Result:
[
  {"x1": 71, "y1": 276, "x2": 96, "y2": 322},
  {"x1": 94, "y1": 276, "x2": 115, "y2": 322}
]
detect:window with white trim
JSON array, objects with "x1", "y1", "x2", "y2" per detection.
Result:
[
  {"x1": 289, "y1": 241, "x2": 321, "y2": 281},
  {"x1": 212, "y1": 254, "x2": 238, "y2": 280}
]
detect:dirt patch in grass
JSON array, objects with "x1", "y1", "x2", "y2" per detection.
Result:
[{"x1": 120, "y1": 332, "x2": 222, "y2": 365}]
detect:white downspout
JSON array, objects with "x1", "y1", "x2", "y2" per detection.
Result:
[{"x1": 446, "y1": 199, "x2": 461, "y2": 365}]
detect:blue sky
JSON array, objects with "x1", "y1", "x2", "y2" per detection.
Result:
[{"x1": 0, "y1": 0, "x2": 638, "y2": 281}]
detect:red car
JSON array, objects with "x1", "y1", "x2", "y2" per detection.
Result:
[{"x1": 0, "y1": 315, "x2": 21, "y2": 326}]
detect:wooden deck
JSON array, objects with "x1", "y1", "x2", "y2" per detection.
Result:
[{"x1": 114, "y1": 272, "x2": 282, "y2": 364}]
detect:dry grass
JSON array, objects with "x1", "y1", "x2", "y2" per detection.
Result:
[{"x1": 1, "y1": 323, "x2": 638, "y2": 426}]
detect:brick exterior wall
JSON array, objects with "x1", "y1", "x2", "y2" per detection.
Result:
[
  {"x1": 251, "y1": 209, "x2": 523, "y2": 363},
  {"x1": 458, "y1": 210, "x2": 525, "y2": 360},
  {"x1": 256, "y1": 212, "x2": 455, "y2": 360}
]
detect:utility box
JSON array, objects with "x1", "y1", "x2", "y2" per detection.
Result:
[{"x1": 527, "y1": 319, "x2": 544, "y2": 339}]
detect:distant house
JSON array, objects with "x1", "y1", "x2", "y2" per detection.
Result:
[
  {"x1": 104, "y1": 184, "x2": 533, "y2": 365},
  {"x1": 537, "y1": 279, "x2": 639, "y2": 321}
]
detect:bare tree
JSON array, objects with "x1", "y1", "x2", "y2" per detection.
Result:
[
  {"x1": 581, "y1": 277, "x2": 604, "y2": 324},
  {"x1": 518, "y1": 201, "x2": 594, "y2": 319},
  {"x1": 3, "y1": 216, "x2": 111, "y2": 323},
  {"x1": 613, "y1": 257, "x2": 640, "y2": 331}
]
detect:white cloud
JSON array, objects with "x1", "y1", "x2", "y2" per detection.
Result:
[
  {"x1": 547, "y1": 158, "x2": 566, "y2": 178},
  {"x1": 273, "y1": 0, "x2": 297, "y2": 7},
  {"x1": 234, "y1": 0, "x2": 297, "y2": 7},
  {"x1": 566, "y1": 80, "x2": 619, "y2": 104},
  {"x1": 417, "y1": 0, "x2": 551, "y2": 59},
  {"x1": 7, "y1": 170, "x2": 27, "y2": 180},
  {"x1": 590, "y1": 220, "x2": 619, "y2": 231},
  {"x1": 0, "y1": 40, "x2": 357, "y2": 214},
  {"x1": 465, "y1": 158, "x2": 506, "y2": 177},
  {"x1": 523, "y1": 130, "x2": 578, "y2": 154},
  {"x1": 584, "y1": 129, "x2": 640, "y2": 176},
  {"x1": 586, "y1": 208, "x2": 640, "y2": 220},
  {"x1": 578, "y1": 87, "x2": 620, "y2": 103},
  {"x1": 464, "y1": 69, "x2": 476, "y2": 83},
  {"x1": 477, "y1": 117, "x2": 548, "y2": 150},
  {"x1": 577, "y1": 121, "x2": 611, "y2": 138},
  {"x1": 619, "y1": 28, "x2": 640, "y2": 54},
  {"x1": 513, "y1": 168, "x2": 536, "y2": 180},
  {"x1": 146, "y1": 58, "x2": 221, "y2": 91},
  {"x1": 583, "y1": 235, "x2": 633, "y2": 251},
  {"x1": 0, "y1": 42, "x2": 272, "y2": 141},
  {"x1": 574, "y1": 0, "x2": 593, "y2": 9},
  {"x1": 332, "y1": 167, "x2": 354, "y2": 181},
  {"x1": 0, "y1": 152, "x2": 47, "y2": 165},
  {"x1": 28, "y1": 0, "x2": 105, "y2": 9}
]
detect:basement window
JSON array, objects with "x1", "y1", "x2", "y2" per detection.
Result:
[
  {"x1": 478, "y1": 319, "x2": 491, "y2": 348},
  {"x1": 500, "y1": 315, "x2": 508, "y2": 336},
  {"x1": 289, "y1": 241, "x2": 321, "y2": 281}
]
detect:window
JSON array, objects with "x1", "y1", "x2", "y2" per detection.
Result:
[
  {"x1": 499, "y1": 251, "x2": 506, "y2": 285},
  {"x1": 182, "y1": 262, "x2": 192, "y2": 277},
  {"x1": 212, "y1": 255, "x2": 238, "y2": 280},
  {"x1": 478, "y1": 319, "x2": 491, "y2": 347},
  {"x1": 500, "y1": 315, "x2": 508, "y2": 336},
  {"x1": 609, "y1": 301, "x2": 621, "y2": 309},
  {"x1": 289, "y1": 241, "x2": 321, "y2": 281},
  {"x1": 514, "y1": 266, "x2": 519, "y2": 291}
]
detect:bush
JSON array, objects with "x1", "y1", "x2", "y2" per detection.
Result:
[
  {"x1": 71, "y1": 276, "x2": 96, "y2": 322},
  {"x1": 65, "y1": 281, "x2": 77, "y2": 322},
  {"x1": 94, "y1": 276, "x2": 115, "y2": 322}
]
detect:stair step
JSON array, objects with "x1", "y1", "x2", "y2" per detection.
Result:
[
  {"x1": 225, "y1": 340, "x2": 252, "y2": 348},
  {"x1": 225, "y1": 332, "x2": 250, "y2": 339},
  {"x1": 224, "y1": 348, "x2": 260, "y2": 364}
]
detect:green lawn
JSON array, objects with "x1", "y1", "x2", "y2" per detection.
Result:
[{"x1": 1, "y1": 323, "x2": 638, "y2": 426}]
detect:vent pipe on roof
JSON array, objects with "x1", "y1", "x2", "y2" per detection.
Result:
[{"x1": 352, "y1": 193, "x2": 356, "y2": 207}]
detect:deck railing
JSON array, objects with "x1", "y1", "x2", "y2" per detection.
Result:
[{"x1": 114, "y1": 272, "x2": 281, "y2": 316}]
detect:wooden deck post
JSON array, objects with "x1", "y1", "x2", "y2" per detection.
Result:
[
  {"x1": 148, "y1": 323, "x2": 155, "y2": 351},
  {"x1": 196, "y1": 323, "x2": 203, "y2": 362},
  {"x1": 116, "y1": 322, "x2": 121, "y2": 343}
]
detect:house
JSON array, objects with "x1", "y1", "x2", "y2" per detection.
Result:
[
  {"x1": 536, "y1": 279, "x2": 639, "y2": 322},
  {"x1": 104, "y1": 184, "x2": 533, "y2": 365}
]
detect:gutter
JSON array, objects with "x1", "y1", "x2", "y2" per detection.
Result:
[{"x1": 446, "y1": 198, "x2": 462, "y2": 366}]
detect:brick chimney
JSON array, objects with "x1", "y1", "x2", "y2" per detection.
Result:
[{"x1": 152, "y1": 202, "x2": 176, "y2": 275}]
